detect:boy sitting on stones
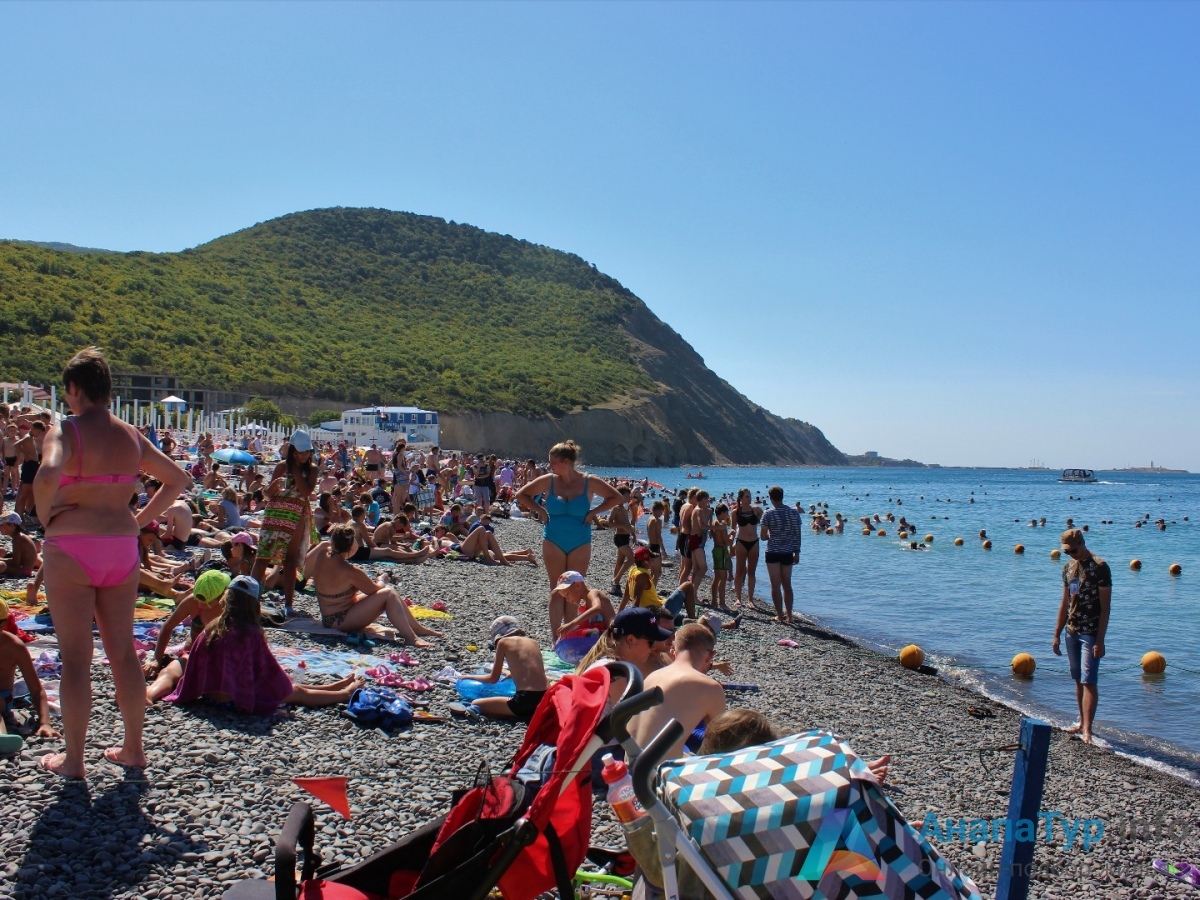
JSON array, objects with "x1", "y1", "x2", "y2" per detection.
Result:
[
  {"x1": 0, "y1": 598, "x2": 58, "y2": 750},
  {"x1": 451, "y1": 616, "x2": 549, "y2": 722}
]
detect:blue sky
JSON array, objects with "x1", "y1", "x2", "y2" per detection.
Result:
[{"x1": 3, "y1": 2, "x2": 1198, "y2": 469}]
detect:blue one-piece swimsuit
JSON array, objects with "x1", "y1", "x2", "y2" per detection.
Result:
[{"x1": 543, "y1": 474, "x2": 592, "y2": 554}]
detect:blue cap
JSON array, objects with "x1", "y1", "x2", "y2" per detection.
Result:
[{"x1": 228, "y1": 575, "x2": 261, "y2": 600}]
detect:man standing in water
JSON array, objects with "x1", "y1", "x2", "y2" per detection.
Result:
[
  {"x1": 759, "y1": 485, "x2": 801, "y2": 624},
  {"x1": 1052, "y1": 529, "x2": 1111, "y2": 743}
]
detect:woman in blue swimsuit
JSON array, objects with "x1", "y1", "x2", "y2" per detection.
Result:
[{"x1": 514, "y1": 440, "x2": 624, "y2": 588}]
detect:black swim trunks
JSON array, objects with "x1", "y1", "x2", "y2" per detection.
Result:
[
  {"x1": 169, "y1": 534, "x2": 203, "y2": 551},
  {"x1": 613, "y1": 533, "x2": 631, "y2": 548},
  {"x1": 507, "y1": 689, "x2": 547, "y2": 722},
  {"x1": 765, "y1": 550, "x2": 795, "y2": 565},
  {"x1": 19, "y1": 460, "x2": 39, "y2": 484},
  {"x1": 350, "y1": 545, "x2": 372, "y2": 562}
]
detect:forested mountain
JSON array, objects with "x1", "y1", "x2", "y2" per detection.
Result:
[{"x1": 0, "y1": 208, "x2": 844, "y2": 465}]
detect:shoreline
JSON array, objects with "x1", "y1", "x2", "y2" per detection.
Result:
[{"x1": 2, "y1": 517, "x2": 1198, "y2": 898}]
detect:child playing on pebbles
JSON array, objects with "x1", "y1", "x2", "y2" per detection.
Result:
[
  {"x1": 450, "y1": 616, "x2": 549, "y2": 722},
  {"x1": 150, "y1": 575, "x2": 365, "y2": 712},
  {"x1": 142, "y1": 569, "x2": 231, "y2": 684},
  {"x1": 0, "y1": 512, "x2": 41, "y2": 578},
  {"x1": 0, "y1": 598, "x2": 59, "y2": 749}
]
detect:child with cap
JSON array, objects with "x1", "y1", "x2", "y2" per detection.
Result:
[
  {"x1": 151, "y1": 575, "x2": 363, "y2": 711},
  {"x1": 619, "y1": 547, "x2": 697, "y2": 624},
  {"x1": 143, "y1": 570, "x2": 231, "y2": 681},
  {"x1": 451, "y1": 616, "x2": 550, "y2": 722},
  {"x1": 0, "y1": 597, "x2": 59, "y2": 750},
  {"x1": 549, "y1": 570, "x2": 616, "y2": 639},
  {"x1": 0, "y1": 512, "x2": 41, "y2": 578}
]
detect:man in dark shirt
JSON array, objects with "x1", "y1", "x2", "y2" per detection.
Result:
[
  {"x1": 760, "y1": 485, "x2": 801, "y2": 624},
  {"x1": 1052, "y1": 529, "x2": 1112, "y2": 744}
]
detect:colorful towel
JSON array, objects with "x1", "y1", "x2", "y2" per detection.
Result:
[{"x1": 272, "y1": 645, "x2": 374, "y2": 678}]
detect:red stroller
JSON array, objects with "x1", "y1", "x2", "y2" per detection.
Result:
[{"x1": 224, "y1": 661, "x2": 656, "y2": 900}]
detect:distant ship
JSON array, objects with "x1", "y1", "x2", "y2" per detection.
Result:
[{"x1": 1059, "y1": 468, "x2": 1098, "y2": 483}]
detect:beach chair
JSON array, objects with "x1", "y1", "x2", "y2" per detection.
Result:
[
  {"x1": 618, "y1": 716, "x2": 983, "y2": 900},
  {"x1": 223, "y1": 660, "x2": 658, "y2": 900}
]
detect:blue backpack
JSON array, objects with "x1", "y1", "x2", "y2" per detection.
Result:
[{"x1": 344, "y1": 687, "x2": 413, "y2": 729}]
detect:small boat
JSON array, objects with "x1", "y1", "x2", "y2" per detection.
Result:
[
  {"x1": 685, "y1": 471, "x2": 705, "y2": 479},
  {"x1": 1059, "y1": 468, "x2": 1097, "y2": 483}
]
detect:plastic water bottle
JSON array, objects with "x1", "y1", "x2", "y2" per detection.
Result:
[
  {"x1": 600, "y1": 753, "x2": 646, "y2": 826},
  {"x1": 600, "y1": 753, "x2": 662, "y2": 886}
]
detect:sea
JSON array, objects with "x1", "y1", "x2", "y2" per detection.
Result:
[{"x1": 589, "y1": 465, "x2": 1200, "y2": 785}]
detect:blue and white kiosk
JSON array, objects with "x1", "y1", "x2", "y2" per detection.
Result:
[{"x1": 340, "y1": 407, "x2": 440, "y2": 449}]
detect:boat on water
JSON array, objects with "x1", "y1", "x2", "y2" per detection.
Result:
[
  {"x1": 684, "y1": 470, "x2": 706, "y2": 479},
  {"x1": 1059, "y1": 468, "x2": 1098, "y2": 483}
]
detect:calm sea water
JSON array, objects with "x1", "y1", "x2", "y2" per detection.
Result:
[{"x1": 590, "y1": 466, "x2": 1200, "y2": 782}]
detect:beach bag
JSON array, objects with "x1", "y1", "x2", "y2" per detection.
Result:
[{"x1": 344, "y1": 687, "x2": 413, "y2": 729}]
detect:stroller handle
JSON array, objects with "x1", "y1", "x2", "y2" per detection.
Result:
[
  {"x1": 630, "y1": 719, "x2": 685, "y2": 811},
  {"x1": 275, "y1": 801, "x2": 317, "y2": 899}
]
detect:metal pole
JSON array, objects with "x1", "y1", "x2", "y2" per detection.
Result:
[{"x1": 996, "y1": 718, "x2": 1052, "y2": 900}]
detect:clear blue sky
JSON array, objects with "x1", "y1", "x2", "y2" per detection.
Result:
[{"x1": 3, "y1": 2, "x2": 1198, "y2": 469}]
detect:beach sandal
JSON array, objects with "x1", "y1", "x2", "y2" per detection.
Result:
[
  {"x1": 398, "y1": 677, "x2": 435, "y2": 692},
  {"x1": 388, "y1": 651, "x2": 418, "y2": 667},
  {"x1": 777, "y1": 639, "x2": 799, "y2": 648},
  {"x1": 345, "y1": 632, "x2": 375, "y2": 650},
  {"x1": 1153, "y1": 859, "x2": 1200, "y2": 886},
  {"x1": 430, "y1": 601, "x2": 448, "y2": 612},
  {"x1": 446, "y1": 702, "x2": 475, "y2": 718},
  {"x1": 411, "y1": 711, "x2": 448, "y2": 724},
  {"x1": 967, "y1": 705, "x2": 996, "y2": 719}
]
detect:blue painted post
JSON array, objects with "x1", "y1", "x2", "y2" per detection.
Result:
[{"x1": 996, "y1": 717, "x2": 1052, "y2": 900}]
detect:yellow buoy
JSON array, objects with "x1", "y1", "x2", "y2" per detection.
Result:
[
  {"x1": 878, "y1": 529, "x2": 887, "y2": 537},
  {"x1": 899, "y1": 645, "x2": 925, "y2": 670},
  {"x1": 954, "y1": 537, "x2": 964, "y2": 546},
  {"x1": 862, "y1": 528, "x2": 871, "y2": 535},
  {"x1": 1169, "y1": 563, "x2": 1182, "y2": 576},
  {"x1": 1050, "y1": 549, "x2": 1061, "y2": 560},
  {"x1": 1130, "y1": 559, "x2": 1142, "y2": 571},
  {"x1": 1141, "y1": 651, "x2": 1166, "y2": 674},
  {"x1": 982, "y1": 540, "x2": 992, "y2": 550},
  {"x1": 925, "y1": 534, "x2": 934, "y2": 543},
  {"x1": 1014, "y1": 544, "x2": 1025, "y2": 554},
  {"x1": 898, "y1": 530, "x2": 908, "y2": 539},
  {"x1": 1011, "y1": 653, "x2": 1036, "y2": 677}
]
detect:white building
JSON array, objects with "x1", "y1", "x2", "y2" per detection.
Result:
[{"x1": 339, "y1": 406, "x2": 440, "y2": 449}]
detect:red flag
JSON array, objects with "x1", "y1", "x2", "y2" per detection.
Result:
[{"x1": 293, "y1": 777, "x2": 351, "y2": 819}]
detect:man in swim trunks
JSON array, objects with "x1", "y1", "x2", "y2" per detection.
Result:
[
  {"x1": 14, "y1": 420, "x2": 47, "y2": 521},
  {"x1": 1052, "y1": 529, "x2": 1111, "y2": 744},
  {"x1": 453, "y1": 616, "x2": 549, "y2": 722},
  {"x1": 363, "y1": 442, "x2": 383, "y2": 482},
  {"x1": 608, "y1": 486, "x2": 636, "y2": 596},
  {"x1": 760, "y1": 485, "x2": 801, "y2": 624}
]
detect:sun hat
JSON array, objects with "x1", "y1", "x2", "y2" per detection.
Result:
[
  {"x1": 1060, "y1": 528, "x2": 1084, "y2": 553},
  {"x1": 0, "y1": 513, "x2": 22, "y2": 527},
  {"x1": 193, "y1": 570, "x2": 231, "y2": 606},
  {"x1": 557, "y1": 570, "x2": 586, "y2": 586},
  {"x1": 488, "y1": 615, "x2": 524, "y2": 648},
  {"x1": 611, "y1": 607, "x2": 673, "y2": 642},
  {"x1": 228, "y1": 574, "x2": 261, "y2": 600},
  {"x1": 289, "y1": 430, "x2": 314, "y2": 453},
  {"x1": 701, "y1": 612, "x2": 724, "y2": 636},
  {"x1": 231, "y1": 532, "x2": 257, "y2": 548}
]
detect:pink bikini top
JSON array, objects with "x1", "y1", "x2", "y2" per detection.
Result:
[{"x1": 59, "y1": 418, "x2": 141, "y2": 487}]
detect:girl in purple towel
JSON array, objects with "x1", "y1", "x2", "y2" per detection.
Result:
[{"x1": 149, "y1": 575, "x2": 363, "y2": 712}]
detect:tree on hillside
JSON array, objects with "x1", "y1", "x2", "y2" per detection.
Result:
[
  {"x1": 307, "y1": 408, "x2": 345, "y2": 427},
  {"x1": 243, "y1": 397, "x2": 296, "y2": 429}
]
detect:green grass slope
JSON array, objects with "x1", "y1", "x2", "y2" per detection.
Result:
[{"x1": 0, "y1": 208, "x2": 656, "y2": 416}]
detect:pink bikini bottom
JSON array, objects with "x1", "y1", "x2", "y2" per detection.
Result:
[{"x1": 44, "y1": 535, "x2": 140, "y2": 588}]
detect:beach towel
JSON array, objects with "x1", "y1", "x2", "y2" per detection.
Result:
[{"x1": 272, "y1": 645, "x2": 375, "y2": 679}]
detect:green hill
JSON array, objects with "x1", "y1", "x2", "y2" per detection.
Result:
[{"x1": 0, "y1": 208, "x2": 845, "y2": 465}]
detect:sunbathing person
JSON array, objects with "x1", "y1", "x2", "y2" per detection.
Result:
[
  {"x1": 348, "y1": 506, "x2": 430, "y2": 564},
  {"x1": 306, "y1": 525, "x2": 442, "y2": 647},
  {"x1": 549, "y1": 570, "x2": 616, "y2": 639},
  {"x1": 161, "y1": 497, "x2": 226, "y2": 550},
  {"x1": 0, "y1": 513, "x2": 41, "y2": 577},
  {"x1": 452, "y1": 616, "x2": 550, "y2": 722},
  {"x1": 457, "y1": 515, "x2": 537, "y2": 566},
  {"x1": 150, "y1": 575, "x2": 364, "y2": 710}
]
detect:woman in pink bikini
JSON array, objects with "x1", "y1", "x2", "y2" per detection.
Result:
[{"x1": 33, "y1": 347, "x2": 190, "y2": 779}]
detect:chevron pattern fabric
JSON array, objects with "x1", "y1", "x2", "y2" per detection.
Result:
[{"x1": 660, "y1": 730, "x2": 981, "y2": 900}]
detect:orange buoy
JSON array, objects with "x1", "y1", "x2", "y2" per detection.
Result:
[
  {"x1": 825, "y1": 527, "x2": 834, "y2": 535},
  {"x1": 899, "y1": 645, "x2": 925, "y2": 670},
  {"x1": 924, "y1": 534, "x2": 934, "y2": 543},
  {"x1": 1129, "y1": 559, "x2": 1142, "y2": 571},
  {"x1": 1141, "y1": 651, "x2": 1166, "y2": 674},
  {"x1": 898, "y1": 530, "x2": 908, "y2": 539},
  {"x1": 1169, "y1": 563, "x2": 1183, "y2": 576},
  {"x1": 982, "y1": 540, "x2": 992, "y2": 550},
  {"x1": 1014, "y1": 544, "x2": 1025, "y2": 554},
  {"x1": 862, "y1": 528, "x2": 871, "y2": 535},
  {"x1": 954, "y1": 537, "x2": 964, "y2": 546},
  {"x1": 1050, "y1": 549, "x2": 1061, "y2": 560},
  {"x1": 877, "y1": 529, "x2": 887, "y2": 537},
  {"x1": 1011, "y1": 653, "x2": 1036, "y2": 677}
]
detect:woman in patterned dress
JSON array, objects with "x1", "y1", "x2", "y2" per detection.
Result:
[{"x1": 251, "y1": 431, "x2": 318, "y2": 607}]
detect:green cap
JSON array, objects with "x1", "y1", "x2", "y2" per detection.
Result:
[{"x1": 193, "y1": 570, "x2": 231, "y2": 605}]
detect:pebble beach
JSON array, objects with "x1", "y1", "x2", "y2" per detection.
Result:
[{"x1": 3, "y1": 517, "x2": 1200, "y2": 899}]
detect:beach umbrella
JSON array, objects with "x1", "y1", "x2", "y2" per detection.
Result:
[{"x1": 212, "y1": 447, "x2": 258, "y2": 466}]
